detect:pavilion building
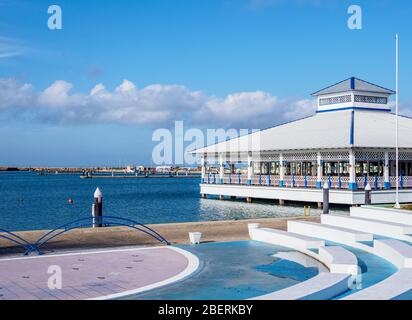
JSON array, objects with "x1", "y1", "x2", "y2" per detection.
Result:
[{"x1": 193, "y1": 77, "x2": 412, "y2": 205}]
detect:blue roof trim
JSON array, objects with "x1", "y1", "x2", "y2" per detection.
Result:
[
  {"x1": 350, "y1": 77, "x2": 355, "y2": 90},
  {"x1": 350, "y1": 110, "x2": 355, "y2": 145},
  {"x1": 316, "y1": 107, "x2": 391, "y2": 114}
]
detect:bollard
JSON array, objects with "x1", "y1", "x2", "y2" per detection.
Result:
[
  {"x1": 323, "y1": 182, "x2": 329, "y2": 214},
  {"x1": 365, "y1": 183, "x2": 372, "y2": 205},
  {"x1": 92, "y1": 187, "x2": 103, "y2": 228}
]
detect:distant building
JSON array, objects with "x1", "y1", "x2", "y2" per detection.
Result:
[
  {"x1": 193, "y1": 77, "x2": 412, "y2": 205},
  {"x1": 156, "y1": 166, "x2": 172, "y2": 173}
]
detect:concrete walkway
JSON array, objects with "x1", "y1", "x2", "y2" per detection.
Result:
[{"x1": 0, "y1": 246, "x2": 197, "y2": 300}]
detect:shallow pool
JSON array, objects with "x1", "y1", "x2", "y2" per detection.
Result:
[{"x1": 123, "y1": 241, "x2": 323, "y2": 300}]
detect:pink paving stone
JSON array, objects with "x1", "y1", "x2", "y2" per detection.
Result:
[{"x1": 0, "y1": 247, "x2": 189, "y2": 300}]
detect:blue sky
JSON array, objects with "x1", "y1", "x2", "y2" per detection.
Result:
[{"x1": 0, "y1": 0, "x2": 411, "y2": 166}]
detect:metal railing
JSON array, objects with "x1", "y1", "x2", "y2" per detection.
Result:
[
  {"x1": 0, "y1": 216, "x2": 170, "y2": 256},
  {"x1": 202, "y1": 174, "x2": 412, "y2": 190}
]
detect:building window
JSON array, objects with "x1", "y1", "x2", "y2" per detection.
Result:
[
  {"x1": 354, "y1": 95, "x2": 388, "y2": 104},
  {"x1": 319, "y1": 95, "x2": 352, "y2": 106}
]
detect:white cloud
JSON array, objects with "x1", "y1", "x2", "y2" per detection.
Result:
[
  {"x1": 0, "y1": 77, "x2": 318, "y2": 128},
  {"x1": 0, "y1": 36, "x2": 26, "y2": 59}
]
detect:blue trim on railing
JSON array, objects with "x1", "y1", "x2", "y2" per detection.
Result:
[
  {"x1": 328, "y1": 176, "x2": 332, "y2": 188},
  {"x1": 278, "y1": 180, "x2": 284, "y2": 187},
  {"x1": 238, "y1": 173, "x2": 241, "y2": 185},
  {"x1": 338, "y1": 175, "x2": 342, "y2": 190},
  {"x1": 219, "y1": 178, "x2": 223, "y2": 184},
  {"x1": 374, "y1": 176, "x2": 378, "y2": 190},
  {"x1": 292, "y1": 175, "x2": 295, "y2": 188},
  {"x1": 267, "y1": 174, "x2": 271, "y2": 186},
  {"x1": 259, "y1": 174, "x2": 262, "y2": 186},
  {"x1": 400, "y1": 175, "x2": 404, "y2": 189},
  {"x1": 348, "y1": 182, "x2": 358, "y2": 190},
  {"x1": 316, "y1": 181, "x2": 322, "y2": 189},
  {"x1": 247, "y1": 179, "x2": 251, "y2": 186},
  {"x1": 304, "y1": 175, "x2": 308, "y2": 188},
  {"x1": 363, "y1": 175, "x2": 367, "y2": 188},
  {"x1": 384, "y1": 181, "x2": 391, "y2": 190}
]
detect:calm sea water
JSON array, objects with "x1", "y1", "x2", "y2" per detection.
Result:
[{"x1": 0, "y1": 172, "x2": 345, "y2": 232}]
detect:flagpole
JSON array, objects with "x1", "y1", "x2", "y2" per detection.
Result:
[{"x1": 395, "y1": 33, "x2": 400, "y2": 209}]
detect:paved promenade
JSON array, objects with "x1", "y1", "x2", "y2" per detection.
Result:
[{"x1": 0, "y1": 247, "x2": 192, "y2": 300}]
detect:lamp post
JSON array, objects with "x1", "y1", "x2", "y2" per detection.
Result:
[{"x1": 395, "y1": 33, "x2": 401, "y2": 209}]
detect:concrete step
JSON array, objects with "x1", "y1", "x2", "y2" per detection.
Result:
[
  {"x1": 350, "y1": 206, "x2": 412, "y2": 226},
  {"x1": 251, "y1": 273, "x2": 351, "y2": 300},
  {"x1": 321, "y1": 214, "x2": 412, "y2": 238},
  {"x1": 288, "y1": 220, "x2": 373, "y2": 243},
  {"x1": 342, "y1": 269, "x2": 412, "y2": 300},
  {"x1": 249, "y1": 227, "x2": 325, "y2": 250},
  {"x1": 318, "y1": 246, "x2": 359, "y2": 275},
  {"x1": 373, "y1": 239, "x2": 412, "y2": 269}
]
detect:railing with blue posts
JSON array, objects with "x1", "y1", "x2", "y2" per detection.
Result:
[
  {"x1": 291, "y1": 175, "x2": 295, "y2": 188},
  {"x1": 304, "y1": 175, "x2": 308, "y2": 188},
  {"x1": 400, "y1": 175, "x2": 404, "y2": 189},
  {"x1": 207, "y1": 173, "x2": 210, "y2": 184},
  {"x1": 328, "y1": 176, "x2": 332, "y2": 188},
  {"x1": 259, "y1": 174, "x2": 262, "y2": 186},
  {"x1": 238, "y1": 173, "x2": 241, "y2": 185},
  {"x1": 267, "y1": 174, "x2": 271, "y2": 186},
  {"x1": 363, "y1": 175, "x2": 367, "y2": 189},
  {"x1": 338, "y1": 175, "x2": 342, "y2": 190},
  {"x1": 213, "y1": 174, "x2": 216, "y2": 184},
  {"x1": 229, "y1": 173, "x2": 232, "y2": 184},
  {"x1": 374, "y1": 176, "x2": 378, "y2": 191}
]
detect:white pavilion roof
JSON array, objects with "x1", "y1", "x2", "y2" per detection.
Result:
[{"x1": 193, "y1": 109, "x2": 412, "y2": 155}]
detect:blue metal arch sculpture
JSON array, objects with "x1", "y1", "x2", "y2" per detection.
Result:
[
  {"x1": 31, "y1": 216, "x2": 170, "y2": 254},
  {"x1": 1, "y1": 216, "x2": 170, "y2": 255},
  {"x1": 0, "y1": 228, "x2": 41, "y2": 255}
]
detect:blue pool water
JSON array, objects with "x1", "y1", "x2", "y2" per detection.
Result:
[
  {"x1": 0, "y1": 172, "x2": 346, "y2": 231},
  {"x1": 124, "y1": 241, "x2": 322, "y2": 300}
]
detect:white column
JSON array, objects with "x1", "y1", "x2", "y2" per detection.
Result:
[
  {"x1": 219, "y1": 155, "x2": 224, "y2": 184},
  {"x1": 279, "y1": 153, "x2": 284, "y2": 187},
  {"x1": 349, "y1": 149, "x2": 357, "y2": 190},
  {"x1": 247, "y1": 153, "x2": 253, "y2": 185},
  {"x1": 384, "y1": 151, "x2": 390, "y2": 189},
  {"x1": 316, "y1": 152, "x2": 323, "y2": 189},
  {"x1": 201, "y1": 157, "x2": 206, "y2": 183}
]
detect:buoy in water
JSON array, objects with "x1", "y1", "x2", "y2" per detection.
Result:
[{"x1": 68, "y1": 198, "x2": 74, "y2": 205}]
